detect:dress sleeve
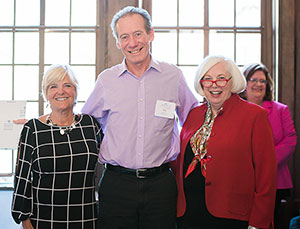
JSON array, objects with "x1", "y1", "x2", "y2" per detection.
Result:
[
  {"x1": 91, "y1": 115, "x2": 103, "y2": 151},
  {"x1": 248, "y1": 110, "x2": 277, "y2": 228},
  {"x1": 11, "y1": 124, "x2": 34, "y2": 224}
]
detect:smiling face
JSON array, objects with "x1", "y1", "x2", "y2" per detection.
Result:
[
  {"x1": 115, "y1": 13, "x2": 154, "y2": 73},
  {"x1": 201, "y1": 62, "x2": 232, "y2": 115},
  {"x1": 245, "y1": 70, "x2": 267, "y2": 105},
  {"x1": 46, "y1": 75, "x2": 76, "y2": 113}
]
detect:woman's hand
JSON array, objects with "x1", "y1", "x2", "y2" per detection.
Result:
[{"x1": 22, "y1": 218, "x2": 34, "y2": 229}]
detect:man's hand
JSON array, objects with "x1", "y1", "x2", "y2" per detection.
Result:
[
  {"x1": 13, "y1": 119, "x2": 28, "y2": 125},
  {"x1": 22, "y1": 218, "x2": 34, "y2": 229}
]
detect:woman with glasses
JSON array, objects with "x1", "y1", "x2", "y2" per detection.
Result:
[
  {"x1": 172, "y1": 55, "x2": 277, "y2": 229},
  {"x1": 240, "y1": 63, "x2": 297, "y2": 229}
]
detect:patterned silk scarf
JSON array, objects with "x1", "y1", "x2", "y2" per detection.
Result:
[{"x1": 185, "y1": 105, "x2": 223, "y2": 178}]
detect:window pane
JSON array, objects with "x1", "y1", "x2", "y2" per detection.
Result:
[
  {"x1": 180, "y1": 66, "x2": 202, "y2": 102},
  {"x1": 209, "y1": 30, "x2": 234, "y2": 60},
  {"x1": 26, "y1": 102, "x2": 39, "y2": 119},
  {"x1": 74, "y1": 102, "x2": 84, "y2": 114},
  {"x1": 152, "y1": 0, "x2": 177, "y2": 27},
  {"x1": 71, "y1": 33, "x2": 95, "y2": 64},
  {"x1": 152, "y1": 31, "x2": 177, "y2": 64},
  {"x1": 0, "y1": 0, "x2": 14, "y2": 26},
  {"x1": 209, "y1": 0, "x2": 234, "y2": 26},
  {"x1": 71, "y1": 0, "x2": 96, "y2": 26},
  {"x1": 14, "y1": 32, "x2": 39, "y2": 64},
  {"x1": 0, "y1": 32, "x2": 13, "y2": 64},
  {"x1": 72, "y1": 66, "x2": 96, "y2": 101},
  {"x1": 179, "y1": 30, "x2": 204, "y2": 65},
  {"x1": 13, "y1": 150, "x2": 18, "y2": 173},
  {"x1": 15, "y1": 0, "x2": 40, "y2": 26},
  {"x1": 236, "y1": 33, "x2": 261, "y2": 65},
  {"x1": 0, "y1": 150, "x2": 13, "y2": 173},
  {"x1": 45, "y1": 32, "x2": 69, "y2": 64},
  {"x1": 45, "y1": 0, "x2": 70, "y2": 26},
  {"x1": 14, "y1": 66, "x2": 39, "y2": 100},
  {"x1": 179, "y1": 0, "x2": 204, "y2": 27},
  {"x1": 44, "y1": 102, "x2": 51, "y2": 116},
  {"x1": 236, "y1": 0, "x2": 261, "y2": 27},
  {"x1": 0, "y1": 66, "x2": 12, "y2": 100}
]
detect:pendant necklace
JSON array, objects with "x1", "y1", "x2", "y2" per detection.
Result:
[{"x1": 46, "y1": 114, "x2": 77, "y2": 135}]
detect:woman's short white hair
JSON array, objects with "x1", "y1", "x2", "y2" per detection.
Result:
[
  {"x1": 194, "y1": 55, "x2": 246, "y2": 96},
  {"x1": 42, "y1": 64, "x2": 79, "y2": 102}
]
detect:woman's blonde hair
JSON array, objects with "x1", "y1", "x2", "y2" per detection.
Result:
[{"x1": 42, "y1": 64, "x2": 79, "y2": 102}]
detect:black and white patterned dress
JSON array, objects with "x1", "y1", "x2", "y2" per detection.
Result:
[{"x1": 11, "y1": 114, "x2": 102, "y2": 229}]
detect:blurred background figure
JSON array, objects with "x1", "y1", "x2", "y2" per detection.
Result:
[{"x1": 240, "y1": 62, "x2": 297, "y2": 229}]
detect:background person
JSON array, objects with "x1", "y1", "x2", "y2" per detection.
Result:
[
  {"x1": 172, "y1": 55, "x2": 277, "y2": 229},
  {"x1": 240, "y1": 63, "x2": 297, "y2": 229},
  {"x1": 11, "y1": 64, "x2": 103, "y2": 229},
  {"x1": 82, "y1": 6, "x2": 198, "y2": 229}
]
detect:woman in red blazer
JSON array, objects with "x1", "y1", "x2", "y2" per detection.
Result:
[
  {"x1": 240, "y1": 63, "x2": 297, "y2": 229},
  {"x1": 172, "y1": 55, "x2": 277, "y2": 229}
]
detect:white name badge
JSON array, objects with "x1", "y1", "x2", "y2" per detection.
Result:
[{"x1": 154, "y1": 100, "x2": 176, "y2": 119}]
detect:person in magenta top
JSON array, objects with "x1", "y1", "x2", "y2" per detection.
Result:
[{"x1": 240, "y1": 62, "x2": 297, "y2": 229}]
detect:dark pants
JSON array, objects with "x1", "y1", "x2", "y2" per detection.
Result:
[
  {"x1": 177, "y1": 217, "x2": 248, "y2": 229},
  {"x1": 274, "y1": 189, "x2": 290, "y2": 229},
  {"x1": 97, "y1": 167, "x2": 177, "y2": 229}
]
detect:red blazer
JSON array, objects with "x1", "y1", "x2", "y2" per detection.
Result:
[{"x1": 172, "y1": 94, "x2": 277, "y2": 228}]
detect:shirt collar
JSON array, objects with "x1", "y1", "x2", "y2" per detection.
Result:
[{"x1": 117, "y1": 55, "x2": 162, "y2": 78}]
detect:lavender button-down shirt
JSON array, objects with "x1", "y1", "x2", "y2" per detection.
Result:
[{"x1": 82, "y1": 57, "x2": 198, "y2": 169}]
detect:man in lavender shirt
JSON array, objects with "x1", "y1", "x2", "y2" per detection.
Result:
[{"x1": 82, "y1": 6, "x2": 198, "y2": 229}]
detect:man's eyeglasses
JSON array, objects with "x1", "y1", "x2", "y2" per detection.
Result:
[
  {"x1": 200, "y1": 77, "x2": 232, "y2": 88},
  {"x1": 248, "y1": 78, "x2": 267, "y2": 84}
]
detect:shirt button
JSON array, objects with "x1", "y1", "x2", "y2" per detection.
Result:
[
  {"x1": 139, "y1": 98, "x2": 143, "y2": 102},
  {"x1": 207, "y1": 155, "x2": 212, "y2": 161}
]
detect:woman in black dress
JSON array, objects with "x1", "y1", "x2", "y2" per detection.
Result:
[{"x1": 11, "y1": 64, "x2": 103, "y2": 229}]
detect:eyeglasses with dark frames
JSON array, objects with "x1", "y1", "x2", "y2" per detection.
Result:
[
  {"x1": 248, "y1": 78, "x2": 267, "y2": 84},
  {"x1": 200, "y1": 77, "x2": 232, "y2": 88}
]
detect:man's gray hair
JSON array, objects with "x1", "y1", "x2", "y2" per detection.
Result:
[{"x1": 110, "y1": 6, "x2": 153, "y2": 40}]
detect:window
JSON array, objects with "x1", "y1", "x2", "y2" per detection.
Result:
[
  {"x1": 150, "y1": 0, "x2": 266, "y2": 100},
  {"x1": 0, "y1": 0, "x2": 275, "y2": 187},
  {"x1": 0, "y1": 0, "x2": 100, "y2": 187}
]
